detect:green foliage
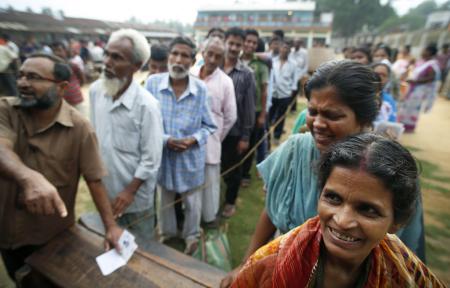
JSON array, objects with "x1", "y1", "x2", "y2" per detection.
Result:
[
  {"x1": 316, "y1": 0, "x2": 397, "y2": 37},
  {"x1": 318, "y1": 0, "x2": 445, "y2": 36},
  {"x1": 41, "y1": 7, "x2": 53, "y2": 16},
  {"x1": 408, "y1": 0, "x2": 439, "y2": 17},
  {"x1": 379, "y1": 0, "x2": 441, "y2": 33}
]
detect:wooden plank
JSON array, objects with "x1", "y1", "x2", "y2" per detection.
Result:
[
  {"x1": 26, "y1": 224, "x2": 221, "y2": 287},
  {"x1": 25, "y1": 213, "x2": 227, "y2": 288},
  {"x1": 79, "y1": 213, "x2": 226, "y2": 286}
]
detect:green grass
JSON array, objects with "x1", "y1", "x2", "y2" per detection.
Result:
[
  {"x1": 418, "y1": 159, "x2": 450, "y2": 183},
  {"x1": 226, "y1": 167, "x2": 266, "y2": 265},
  {"x1": 421, "y1": 181, "x2": 450, "y2": 195},
  {"x1": 426, "y1": 240, "x2": 450, "y2": 269},
  {"x1": 405, "y1": 145, "x2": 422, "y2": 152},
  {"x1": 425, "y1": 217, "x2": 450, "y2": 272}
]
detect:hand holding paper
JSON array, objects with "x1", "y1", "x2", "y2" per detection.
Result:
[{"x1": 96, "y1": 230, "x2": 138, "y2": 276}]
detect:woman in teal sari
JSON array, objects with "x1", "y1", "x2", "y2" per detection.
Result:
[{"x1": 221, "y1": 60, "x2": 425, "y2": 288}]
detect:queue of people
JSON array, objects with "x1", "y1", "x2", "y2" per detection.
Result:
[
  {"x1": 0, "y1": 26, "x2": 446, "y2": 287},
  {"x1": 345, "y1": 42, "x2": 448, "y2": 133}
]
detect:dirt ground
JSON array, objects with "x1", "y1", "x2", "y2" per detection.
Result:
[
  {"x1": 401, "y1": 97, "x2": 450, "y2": 176},
  {"x1": 400, "y1": 96, "x2": 450, "y2": 283}
]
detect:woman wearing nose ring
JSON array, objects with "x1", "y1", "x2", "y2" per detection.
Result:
[
  {"x1": 232, "y1": 134, "x2": 444, "y2": 287},
  {"x1": 221, "y1": 61, "x2": 426, "y2": 288}
]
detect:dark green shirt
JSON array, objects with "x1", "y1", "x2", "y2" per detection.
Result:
[{"x1": 243, "y1": 55, "x2": 269, "y2": 112}]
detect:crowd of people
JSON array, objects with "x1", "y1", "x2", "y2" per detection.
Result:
[
  {"x1": 0, "y1": 34, "x2": 106, "y2": 106},
  {"x1": 0, "y1": 25, "x2": 447, "y2": 287},
  {"x1": 345, "y1": 42, "x2": 449, "y2": 133}
]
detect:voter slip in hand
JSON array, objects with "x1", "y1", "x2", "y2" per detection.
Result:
[{"x1": 96, "y1": 230, "x2": 138, "y2": 276}]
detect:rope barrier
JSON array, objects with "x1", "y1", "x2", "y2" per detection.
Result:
[{"x1": 117, "y1": 96, "x2": 299, "y2": 230}]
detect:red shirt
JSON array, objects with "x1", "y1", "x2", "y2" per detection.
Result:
[{"x1": 63, "y1": 63, "x2": 84, "y2": 105}]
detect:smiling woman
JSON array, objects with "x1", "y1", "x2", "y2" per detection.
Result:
[{"x1": 232, "y1": 134, "x2": 445, "y2": 288}]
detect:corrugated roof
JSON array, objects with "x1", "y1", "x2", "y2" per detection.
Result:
[{"x1": 0, "y1": 10, "x2": 176, "y2": 36}]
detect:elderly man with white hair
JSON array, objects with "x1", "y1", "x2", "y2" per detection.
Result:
[
  {"x1": 89, "y1": 29, "x2": 163, "y2": 244},
  {"x1": 191, "y1": 37, "x2": 237, "y2": 226}
]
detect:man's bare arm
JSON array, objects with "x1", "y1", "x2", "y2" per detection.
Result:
[
  {"x1": 0, "y1": 138, "x2": 67, "y2": 216},
  {"x1": 86, "y1": 180, "x2": 123, "y2": 251},
  {"x1": 112, "y1": 177, "x2": 144, "y2": 217}
]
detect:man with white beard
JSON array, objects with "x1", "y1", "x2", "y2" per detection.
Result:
[
  {"x1": 145, "y1": 36, "x2": 216, "y2": 255},
  {"x1": 89, "y1": 29, "x2": 163, "y2": 244}
]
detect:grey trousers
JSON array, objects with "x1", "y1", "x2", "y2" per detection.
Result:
[{"x1": 158, "y1": 185, "x2": 202, "y2": 242}]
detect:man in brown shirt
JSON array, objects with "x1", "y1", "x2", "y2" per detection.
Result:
[{"x1": 0, "y1": 53, "x2": 122, "y2": 284}]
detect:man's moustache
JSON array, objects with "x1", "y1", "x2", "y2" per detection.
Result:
[
  {"x1": 172, "y1": 65, "x2": 186, "y2": 71},
  {"x1": 102, "y1": 68, "x2": 116, "y2": 77}
]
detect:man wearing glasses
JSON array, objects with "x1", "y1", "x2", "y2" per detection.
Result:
[{"x1": 0, "y1": 53, "x2": 122, "y2": 285}]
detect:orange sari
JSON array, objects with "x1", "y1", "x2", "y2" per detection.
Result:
[{"x1": 232, "y1": 217, "x2": 445, "y2": 288}]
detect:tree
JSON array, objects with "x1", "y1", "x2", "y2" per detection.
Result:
[
  {"x1": 407, "y1": 0, "x2": 438, "y2": 17},
  {"x1": 316, "y1": 0, "x2": 397, "y2": 37},
  {"x1": 41, "y1": 7, "x2": 53, "y2": 16},
  {"x1": 127, "y1": 16, "x2": 142, "y2": 24},
  {"x1": 379, "y1": 0, "x2": 439, "y2": 32},
  {"x1": 440, "y1": 0, "x2": 450, "y2": 9}
]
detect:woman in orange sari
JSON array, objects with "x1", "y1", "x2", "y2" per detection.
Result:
[{"x1": 232, "y1": 134, "x2": 445, "y2": 288}]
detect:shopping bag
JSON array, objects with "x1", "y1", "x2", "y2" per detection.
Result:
[{"x1": 192, "y1": 226, "x2": 232, "y2": 272}]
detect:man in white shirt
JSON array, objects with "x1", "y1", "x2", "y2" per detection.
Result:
[
  {"x1": 289, "y1": 39, "x2": 308, "y2": 112},
  {"x1": 269, "y1": 40, "x2": 297, "y2": 144},
  {"x1": 90, "y1": 29, "x2": 163, "y2": 244}
]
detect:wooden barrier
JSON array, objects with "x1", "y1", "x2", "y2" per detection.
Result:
[{"x1": 25, "y1": 213, "x2": 226, "y2": 287}]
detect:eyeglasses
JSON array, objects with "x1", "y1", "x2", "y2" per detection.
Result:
[{"x1": 17, "y1": 72, "x2": 61, "y2": 83}]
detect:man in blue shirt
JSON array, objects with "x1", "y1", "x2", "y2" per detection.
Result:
[{"x1": 145, "y1": 37, "x2": 216, "y2": 254}]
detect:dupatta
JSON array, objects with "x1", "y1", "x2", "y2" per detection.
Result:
[{"x1": 233, "y1": 217, "x2": 445, "y2": 288}]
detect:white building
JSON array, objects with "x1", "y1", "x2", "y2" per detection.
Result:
[{"x1": 194, "y1": 0, "x2": 333, "y2": 48}]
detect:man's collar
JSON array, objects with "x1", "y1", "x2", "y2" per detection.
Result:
[
  {"x1": 54, "y1": 100, "x2": 74, "y2": 127},
  {"x1": 12, "y1": 98, "x2": 74, "y2": 136},
  {"x1": 157, "y1": 73, "x2": 171, "y2": 91},
  {"x1": 199, "y1": 65, "x2": 220, "y2": 80},
  {"x1": 158, "y1": 72, "x2": 199, "y2": 97},
  {"x1": 112, "y1": 80, "x2": 137, "y2": 110},
  {"x1": 226, "y1": 59, "x2": 246, "y2": 72}
]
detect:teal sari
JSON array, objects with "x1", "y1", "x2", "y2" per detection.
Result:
[
  {"x1": 257, "y1": 133, "x2": 320, "y2": 233},
  {"x1": 291, "y1": 109, "x2": 308, "y2": 134}
]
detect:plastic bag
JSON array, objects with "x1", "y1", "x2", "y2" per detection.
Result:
[{"x1": 192, "y1": 227, "x2": 232, "y2": 272}]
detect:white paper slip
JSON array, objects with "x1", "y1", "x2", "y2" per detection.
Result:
[{"x1": 96, "y1": 230, "x2": 138, "y2": 276}]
